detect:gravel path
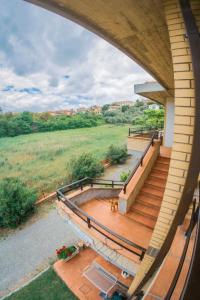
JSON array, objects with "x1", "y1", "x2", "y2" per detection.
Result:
[{"x1": 0, "y1": 209, "x2": 79, "y2": 297}]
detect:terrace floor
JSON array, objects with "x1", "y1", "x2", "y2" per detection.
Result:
[
  {"x1": 80, "y1": 198, "x2": 153, "y2": 257},
  {"x1": 54, "y1": 247, "x2": 133, "y2": 300},
  {"x1": 145, "y1": 224, "x2": 195, "y2": 300}
]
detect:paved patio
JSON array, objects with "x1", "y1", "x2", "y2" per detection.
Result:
[{"x1": 54, "y1": 247, "x2": 133, "y2": 300}]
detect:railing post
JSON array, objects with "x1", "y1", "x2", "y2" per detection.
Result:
[
  {"x1": 112, "y1": 180, "x2": 114, "y2": 188},
  {"x1": 87, "y1": 217, "x2": 91, "y2": 228},
  {"x1": 140, "y1": 250, "x2": 145, "y2": 261},
  {"x1": 124, "y1": 185, "x2": 126, "y2": 194}
]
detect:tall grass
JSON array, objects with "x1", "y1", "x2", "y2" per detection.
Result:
[{"x1": 0, "y1": 125, "x2": 128, "y2": 196}]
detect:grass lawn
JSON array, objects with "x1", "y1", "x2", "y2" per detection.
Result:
[
  {"x1": 0, "y1": 124, "x2": 129, "y2": 196},
  {"x1": 5, "y1": 268, "x2": 77, "y2": 300}
]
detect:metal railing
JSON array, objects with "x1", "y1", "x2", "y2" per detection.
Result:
[
  {"x1": 164, "y1": 199, "x2": 199, "y2": 300},
  {"x1": 123, "y1": 131, "x2": 160, "y2": 193},
  {"x1": 132, "y1": 181, "x2": 200, "y2": 299},
  {"x1": 128, "y1": 126, "x2": 163, "y2": 137},
  {"x1": 57, "y1": 177, "x2": 146, "y2": 260}
]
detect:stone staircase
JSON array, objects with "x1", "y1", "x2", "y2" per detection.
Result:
[{"x1": 126, "y1": 156, "x2": 170, "y2": 230}]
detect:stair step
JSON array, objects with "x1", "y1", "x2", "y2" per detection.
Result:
[
  {"x1": 131, "y1": 203, "x2": 159, "y2": 219},
  {"x1": 144, "y1": 182, "x2": 165, "y2": 192},
  {"x1": 154, "y1": 162, "x2": 169, "y2": 171},
  {"x1": 148, "y1": 175, "x2": 167, "y2": 185},
  {"x1": 142, "y1": 187, "x2": 164, "y2": 198},
  {"x1": 136, "y1": 195, "x2": 162, "y2": 209},
  {"x1": 152, "y1": 167, "x2": 168, "y2": 175},
  {"x1": 150, "y1": 171, "x2": 168, "y2": 180},
  {"x1": 157, "y1": 157, "x2": 170, "y2": 165},
  {"x1": 126, "y1": 211, "x2": 156, "y2": 230}
]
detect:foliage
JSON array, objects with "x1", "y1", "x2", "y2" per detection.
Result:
[
  {"x1": 5, "y1": 268, "x2": 77, "y2": 300},
  {"x1": 0, "y1": 177, "x2": 37, "y2": 228},
  {"x1": 121, "y1": 105, "x2": 130, "y2": 113},
  {"x1": 56, "y1": 245, "x2": 77, "y2": 259},
  {"x1": 105, "y1": 144, "x2": 128, "y2": 164},
  {"x1": 120, "y1": 170, "x2": 131, "y2": 182},
  {"x1": 101, "y1": 104, "x2": 110, "y2": 114},
  {"x1": 67, "y1": 152, "x2": 104, "y2": 181},
  {"x1": 103, "y1": 99, "x2": 164, "y2": 128},
  {"x1": 132, "y1": 109, "x2": 164, "y2": 129},
  {"x1": 0, "y1": 111, "x2": 104, "y2": 138}
]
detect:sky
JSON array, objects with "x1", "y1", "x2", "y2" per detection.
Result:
[{"x1": 0, "y1": 0, "x2": 153, "y2": 112}]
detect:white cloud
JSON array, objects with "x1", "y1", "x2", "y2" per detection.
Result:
[{"x1": 0, "y1": 0, "x2": 153, "y2": 112}]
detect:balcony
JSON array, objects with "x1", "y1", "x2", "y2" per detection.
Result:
[{"x1": 57, "y1": 178, "x2": 156, "y2": 276}]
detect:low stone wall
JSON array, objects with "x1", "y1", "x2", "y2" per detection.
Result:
[{"x1": 68, "y1": 187, "x2": 121, "y2": 206}]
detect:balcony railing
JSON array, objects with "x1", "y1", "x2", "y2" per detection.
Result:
[
  {"x1": 57, "y1": 177, "x2": 146, "y2": 261},
  {"x1": 132, "y1": 181, "x2": 200, "y2": 300},
  {"x1": 123, "y1": 130, "x2": 161, "y2": 193},
  {"x1": 128, "y1": 126, "x2": 163, "y2": 137}
]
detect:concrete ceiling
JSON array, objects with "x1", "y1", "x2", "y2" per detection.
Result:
[
  {"x1": 134, "y1": 82, "x2": 172, "y2": 105},
  {"x1": 25, "y1": 0, "x2": 174, "y2": 93}
]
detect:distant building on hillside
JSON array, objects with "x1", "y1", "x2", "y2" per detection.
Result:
[
  {"x1": 108, "y1": 100, "x2": 134, "y2": 111},
  {"x1": 76, "y1": 107, "x2": 88, "y2": 113},
  {"x1": 49, "y1": 109, "x2": 75, "y2": 116},
  {"x1": 148, "y1": 103, "x2": 160, "y2": 110},
  {"x1": 112, "y1": 100, "x2": 134, "y2": 107},
  {"x1": 89, "y1": 105, "x2": 101, "y2": 114}
]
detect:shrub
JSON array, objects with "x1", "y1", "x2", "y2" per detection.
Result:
[
  {"x1": 120, "y1": 170, "x2": 131, "y2": 182},
  {"x1": 105, "y1": 144, "x2": 128, "y2": 164},
  {"x1": 67, "y1": 152, "x2": 104, "y2": 181},
  {"x1": 0, "y1": 177, "x2": 37, "y2": 228}
]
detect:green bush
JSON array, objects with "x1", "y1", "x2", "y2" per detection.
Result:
[
  {"x1": 0, "y1": 177, "x2": 37, "y2": 228},
  {"x1": 120, "y1": 170, "x2": 131, "y2": 182},
  {"x1": 105, "y1": 144, "x2": 128, "y2": 164},
  {"x1": 67, "y1": 153, "x2": 104, "y2": 181}
]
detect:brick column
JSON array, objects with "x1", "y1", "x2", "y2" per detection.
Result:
[{"x1": 128, "y1": 0, "x2": 198, "y2": 295}]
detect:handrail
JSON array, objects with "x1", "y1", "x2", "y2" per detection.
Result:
[
  {"x1": 179, "y1": 182, "x2": 200, "y2": 300},
  {"x1": 164, "y1": 199, "x2": 199, "y2": 300},
  {"x1": 128, "y1": 126, "x2": 163, "y2": 137},
  {"x1": 57, "y1": 178, "x2": 146, "y2": 260},
  {"x1": 132, "y1": 182, "x2": 200, "y2": 299},
  {"x1": 123, "y1": 131, "x2": 159, "y2": 193}
]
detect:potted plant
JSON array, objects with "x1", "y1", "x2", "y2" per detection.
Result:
[{"x1": 56, "y1": 245, "x2": 79, "y2": 262}]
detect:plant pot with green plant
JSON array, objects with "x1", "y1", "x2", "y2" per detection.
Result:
[{"x1": 56, "y1": 245, "x2": 79, "y2": 262}]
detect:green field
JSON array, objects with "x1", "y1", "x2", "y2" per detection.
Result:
[
  {"x1": 5, "y1": 268, "x2": 77, "y2": 300},
  {"x1": 0, "y1": 124, "x2": 129, "y2": 196}
]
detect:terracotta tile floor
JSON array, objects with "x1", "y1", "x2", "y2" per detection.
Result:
[
  {"x1": 160, "y1": 146, "x2": 171, "y2": 158},
  {"x1": 80, "y1": 199, "x2": 153, "y2": 250},
  {"x1": 54, "y1": 247, "x2": 133, "y2": 300},
  {"x1": 145, "y1": 225, "x2": 195, "y2": 300}
]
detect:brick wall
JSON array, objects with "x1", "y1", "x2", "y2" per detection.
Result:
[{"x1": 128, "y1": 0, "x2": 199, "y2": 294}]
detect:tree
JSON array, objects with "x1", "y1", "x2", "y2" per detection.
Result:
[
  {"x1": 121, "y1": 105, "x2": 129, "y2": 113},
  {"x1": 101, "y1": 104, "x2": 110, "y2": 114},
  {"x1": 0, "y1": 178, "x2": 37, "y2": 228}
]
